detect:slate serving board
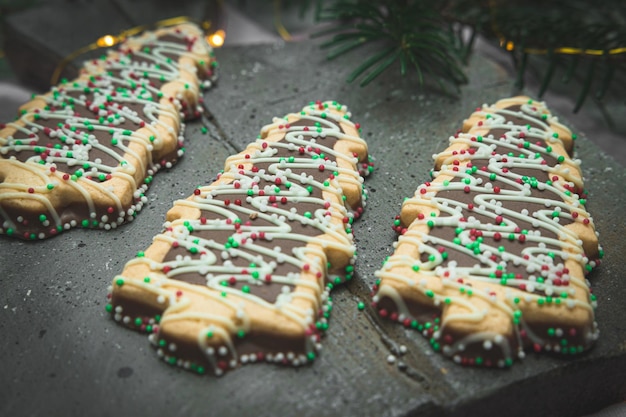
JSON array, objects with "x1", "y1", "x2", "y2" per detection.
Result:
[{"x1": 1, "y1": 7, "x2": 625, "y2": 417}]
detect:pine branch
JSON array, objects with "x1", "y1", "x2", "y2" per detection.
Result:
[{"x1": 313, "y1": 0, "x2": 468, "y2": 90}]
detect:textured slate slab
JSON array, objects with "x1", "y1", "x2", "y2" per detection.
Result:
[{"x1": 1, "y1": 28, "x2": 625, "y2": 417}]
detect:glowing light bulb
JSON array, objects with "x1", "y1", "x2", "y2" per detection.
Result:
[
  {"x1": 97, "y1": 35, "x2": 118, "y2": 48},
  {"x1": 207, "y1": 30, "x2": 226, "y2": 48}
]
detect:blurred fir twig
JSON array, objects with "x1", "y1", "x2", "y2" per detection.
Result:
[
  {"x1": 313, "y1": 0, "x2": 468, "y2": 93},
  {"x1": 445, "y1": 0, "x2": 626, "y2": 111}
]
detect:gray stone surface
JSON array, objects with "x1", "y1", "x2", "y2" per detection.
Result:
[{"x1": 1, "y1": 11, "x2": 626, "y2": 417}]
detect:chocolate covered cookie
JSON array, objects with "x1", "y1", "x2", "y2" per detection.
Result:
[
  {"x1": 374, "y1": 97, "x2": 601, "y2": 367},
  {"x1": 108, "y1": 101, "x2": 373, "y2": 375},
  {"x1": 0, "y1": 23, "x2": 217, "y2": 239}
]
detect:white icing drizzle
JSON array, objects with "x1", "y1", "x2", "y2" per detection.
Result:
[
  {"x1": 375, "y1": 98, "x2": 600, "y2": 367},
  {"x1": 110, "y1": 101, "x2": 372, "y2": 375},
  {"x1": 0, "y1": 24, "x2": 216, "y2": 239}
]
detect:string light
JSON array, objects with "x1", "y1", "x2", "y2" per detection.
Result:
[
  {"x1": 273, "y1": 0, "x2": 292, "y2": 41},
  {"x1": 500, "y1": 38, "x2": 626, "y2": 57}
]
